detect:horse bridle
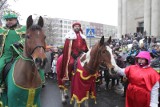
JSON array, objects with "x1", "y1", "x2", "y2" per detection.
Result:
[
  {"x1": 30, "y1": 46, "x2": 45, "y2": 59},
  {"x1": 85, "y1": 47, "x2": 105, "y2": 73}
]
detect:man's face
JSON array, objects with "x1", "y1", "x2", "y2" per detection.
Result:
[
  {"x1": 73, "y1": 25, "x2": 81, "y2": 32},
  {"x1": 6, "y1": 18, "x2": 17, "y2": 27}
]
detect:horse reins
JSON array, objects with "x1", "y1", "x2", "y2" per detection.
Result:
[{"x1": 30, "y1": 46, "x2": 45, "y2": 56}]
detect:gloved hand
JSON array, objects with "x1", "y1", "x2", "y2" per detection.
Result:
[{"x1": 13, "y1": 43, "x2": 20, "y2": 49}]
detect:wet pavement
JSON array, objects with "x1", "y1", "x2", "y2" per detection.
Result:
[{"x1": 40, "y1": 78, "x2": 125, "y2": 107}]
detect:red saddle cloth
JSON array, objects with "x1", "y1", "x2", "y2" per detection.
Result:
[{"x1": 70, "y1": 58, "x2": 97, "y2": 104}]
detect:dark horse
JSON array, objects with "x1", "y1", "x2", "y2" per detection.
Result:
[
  {"x1": 1, "y1": 15, "x2": 47, "y2": 107},
  {"x1": 57, "y1": 36, "x2": 115, "y2": 107}
]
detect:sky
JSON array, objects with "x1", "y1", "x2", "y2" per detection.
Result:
[{"x1": 7, "y1": 0, "x2": 118, "y2": 26}]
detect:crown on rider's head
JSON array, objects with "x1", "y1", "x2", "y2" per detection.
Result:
[{"x1": 3, "y1": 10, "x2": 18, "y2": 20}]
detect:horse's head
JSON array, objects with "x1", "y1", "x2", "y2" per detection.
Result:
[
  {"x1": 104, "y1": 37, "x2": 121, "y2": 75},
  {"x1": 88, "y1": 36, "x2": 114, "y2": 74},
  {"x1": 24, "y1": 15, "x2": 47, "y2": 69},
  {"x1": 98, "y1": 36, "x2": 114, "y2": 68}
]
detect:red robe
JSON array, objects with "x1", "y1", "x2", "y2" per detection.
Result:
[
  {"x1": 60, "y1": 32, "x2": 88, "y2": 80},
  {"x1": 70, "y1": 58, "x2": 97, "y2": 104},
  {"x1": 125, "y1": 65, "x2": 159, "y2": 107}
]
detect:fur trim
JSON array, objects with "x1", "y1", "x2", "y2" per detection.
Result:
[{"x1": 65, "y1": 30, "x2": 86, "y2": 40}]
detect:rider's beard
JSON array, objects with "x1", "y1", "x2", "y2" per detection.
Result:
[{"x1": 74, "y1": 28, "x2": 80, "y2": 33}]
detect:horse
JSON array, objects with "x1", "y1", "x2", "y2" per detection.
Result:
[
  {"x1": 0, "y1": 15, "x2": 47, "y2": 107},
  {"x1": 95, "y1": 52, "x2": 126, "y2": 91},
  {"x1": 57, "y1": 36, "x2": 116, "y2": 107}
]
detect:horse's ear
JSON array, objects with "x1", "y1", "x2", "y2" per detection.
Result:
[
  {"x1": 105, "y1": 36, "x2": 112, "y2": 46},
  {"x1": 37, "y1": 16, "x2": 44, "y2": 28},
  {"x1": 27, "y1": 15, "x2": 33, "y2": 29},
  {"x1": 100, "y1": 36, "x2": 104, "y2": 46}
]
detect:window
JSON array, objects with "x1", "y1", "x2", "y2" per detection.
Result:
[
  {"x1": 64, "y1": 25, "x2": 67, "y2": 28},
  {"x1": 138, "y1": 22, "x2": 144, "y2": 27},
  {"x1": 64, "y1": 21, "x2": 67, "y2": 24},
  {"x1": 64, "y1": 30, "x2": 67, "y2": 33}
]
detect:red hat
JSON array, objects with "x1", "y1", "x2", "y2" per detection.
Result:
[{"x1": 72, "y1": 22, "x2": 81, "y2": 28}]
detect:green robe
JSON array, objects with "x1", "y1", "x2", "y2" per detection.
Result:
[
  {"x1": 0, "y1": 25, "x2": 26, "y2": 84},
  {"x1": 1, "y1": 57, "x2": 45, "y2": 107}
]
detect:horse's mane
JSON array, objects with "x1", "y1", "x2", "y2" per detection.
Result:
[
  {"x1": 89, "y1": 43, "x2": 101, "y2": 74},
  {"x1": 28, "y1": 25, "x2": 42, "y2": 31}
]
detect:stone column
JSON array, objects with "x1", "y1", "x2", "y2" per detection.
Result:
[
  {"x1": 118, "y1": 0, "x2": 122, "y2": 39},
  {"x1": 151, "y1": 0, "x2": 160, "y2": 37},
  {"x1": 144, "y1": 0, "x2": 151, "y2": 36},
  {"x1": 122, "y1": 0, "x2": 127, "y2": 35}
]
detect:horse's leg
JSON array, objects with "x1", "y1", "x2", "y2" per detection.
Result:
[
  {"x1": 74, "y1": 101, "x2": 80, "y2": 107},
  {"x1": 60, "y1": 89, "x2": 67, "y2": 104},
  {"x1": 84, "y1": 100, "x2": 89, "y2": 107},
  {"x1": 116, "y1": 78, "x2": 120, "y2": 85},
  {"x1": 111, "y1": 78, "x2": 115, "y2": 89},
  {"x1": 105, "y1": 76, "x2": 110, "y2": 89},
  {"x1": 64, "y1": 89, "x2": 69, "y2": 99}
]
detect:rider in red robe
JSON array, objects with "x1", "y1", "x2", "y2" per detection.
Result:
[{"x1": 58, "y1": 22, "x2": 88, "y2": 82}]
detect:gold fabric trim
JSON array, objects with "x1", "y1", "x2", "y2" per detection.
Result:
[
  {"x1": 70, "y1": 91, "x2": 96, "y2": 104},
  {"x1": 26, "y1": 89, "x2": 36, "y2": 107},
  {"x1": 58, "y1": 85, "x2": 68, "y2": 91},
  {"x1": 70, "y1": 91, "x2": 89, "y2": 104},
  {"x1": 12, "y1": 60, "x2": 42, "y2": 90},
  {"x1": 0, "y1": 101, "x2": 3, "y2": 107},
  {"x1": 63, "y1": 40, "x2": 73, "y2": 80},
  {"x1": 77, "y1": 69, "x2": 97, "y2": 80},
  {"x1": 0, "y1": 25, "x2": 26, "y2": 57}
]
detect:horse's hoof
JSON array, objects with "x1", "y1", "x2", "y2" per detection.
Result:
[{"x1": 62, "y1": 101, "x2": 67, "y2": 105}]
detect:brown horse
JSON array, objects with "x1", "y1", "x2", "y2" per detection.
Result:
[
  {"x1": 57, "y1": 36, "x2": 115, "y2": 107},
  {"x1": 1, "y1": 15, "x2": 47, "y2": 107}
]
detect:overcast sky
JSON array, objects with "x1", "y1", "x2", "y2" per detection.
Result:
[{"x1": 8, "y1": 0, "x2": 118, "y2": 26}]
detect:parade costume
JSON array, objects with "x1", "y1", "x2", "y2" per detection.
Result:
[
  {"x1": 0, "y1": 12, "x2": 28, "y2": 107},
  {"x1": 70, "y1": 58, "x2": 96, "y2": 105},
  {"x1": 57, "y1": 23, "x2": 88, "y2": 89},
  {"x1": 125, "y1": 51, "x2": 159, "y2": 107},
  {"x1": 115, "y1": 51, "x2": 159, "y2": 107},
  {"x1": 1, "y1": 57, "x2": 44, "y2": 107},
  {"x1": 125, "y1": 65, "x2": 159, "y2": 107},
  {"x1": 0, "y1": 12, "x2": 26, "y2": 85}
]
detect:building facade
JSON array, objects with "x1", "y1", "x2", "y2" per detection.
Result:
[
  {"x1": 44, "y1": 18, "x2": 117, "y2": 46},
  {"x1": 118, "y1": 0, "x2": 160, "y2": 38}
]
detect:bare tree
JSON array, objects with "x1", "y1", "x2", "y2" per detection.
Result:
[
  {"x1": 0, "y1": 0, "x2": 7, "y2": 9},
  {"x1": 0, "y1": 0, "x2": 8, "y2": 26},
  {"x1": 0, "y1": 0, "x2": 19, "y2": 26}
]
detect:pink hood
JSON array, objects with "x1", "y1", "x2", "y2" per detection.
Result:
[{"x1": 136, "y1": 51, "x2": 151, "y2": 64}]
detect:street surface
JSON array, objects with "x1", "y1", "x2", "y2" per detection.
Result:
[{"x1": 40, "y1": 78, "x2": 125, "y2": 107}]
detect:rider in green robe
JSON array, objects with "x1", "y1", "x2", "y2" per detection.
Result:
[
  {"x1": 0, "y1": 12, "x2": 26, "y2": 88},
  {"x1": 0, "y1": 12, "x2": 46, "y2": 107}
]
